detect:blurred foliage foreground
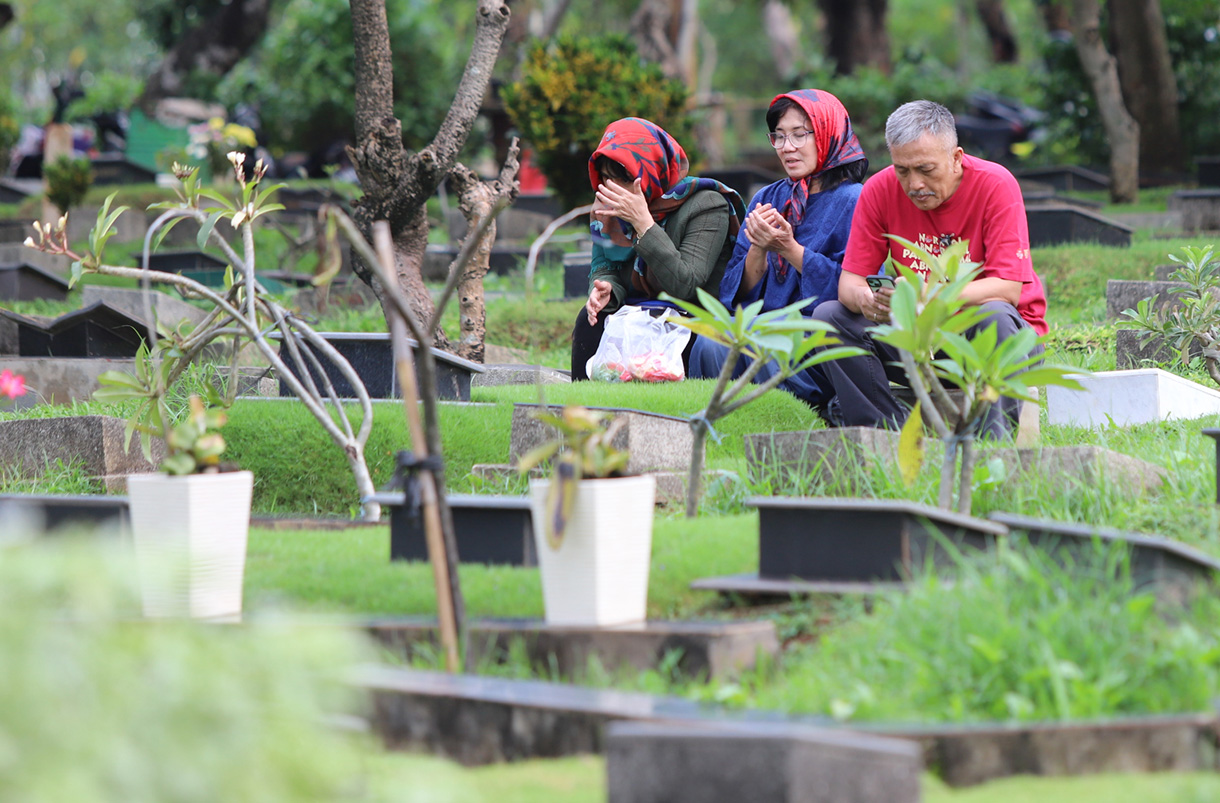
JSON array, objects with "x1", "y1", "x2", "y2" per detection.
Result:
[{"x1": 0, "y1": 532, "x2": 372, "y2": 802}]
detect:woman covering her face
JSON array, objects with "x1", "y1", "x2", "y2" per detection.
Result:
[
  {"x1": 571, "y1": 117, "x2": 745, "y2": 381},
  {"x1": 687, "y1": 89, "x2": 868, "y2": 411}
]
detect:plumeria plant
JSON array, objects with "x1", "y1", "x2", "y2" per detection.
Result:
[
  {"x1": 663, "y1": 288, "x2": 865, "y2": 518},
  {"x1": 25, "y1": 153, "x2": 383, "y2": 518},
  {"x1": 871, "y1": 235, "x2": 1085, "y2": 514},
  {"x1": 0, "y1": 368, "x2": 26, "y2": 406}
]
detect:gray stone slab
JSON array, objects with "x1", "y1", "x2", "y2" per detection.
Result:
[
  {"x1": 1106, "y1": 279, "x2": 1189, "y2": 320},
  {"x1": 991, "y1": 445, "x2": 1165, "y2": 494},
  {"x1": 471, "y1": 363, "x2": 571, "y2": 388},
  {"x1": 1015, "y1": 165, "x2": 1110, "y2": 193},
  {"x1": 0, "y1": 243, "x2": 71, "y2": 276},
  {"x1": 744, "y1": 427, "x2": 899, "y2": 488},
  {"x1": 354, "y1": 664, "x2": 1218, "y2": 783},
  {"x1": 81, "y1": 286, "x2": 210, "y2": 329},
  {"x1": 67, "y1": 204, "x2": 148, "y2": 245},
  {"x1": 365, "y1": 617, "x2": 778, "y2": 681},
  {"x1": 510, "y1": 403, "x2": 693, "y2": 474},
  {"x1": 1153, "y1": 264, "x2": 1181, "y2": 282},
  {"x1": 1168, "y1": 189, "x2": 1220, "y2": 232},
  {"x1": 0, "y1": 415, "x2": 164, "y2": 492},
  {"x1": 446, "y1": 207, "x2": 554, "y2": 242},
  {"x1": 891, "y1": 387, "x2": 1040, "y2": 446},
  {"x1": 0, "y1": 357, "x2": 139, "y2": 408},
  {"x1": 1114, "y1": 328, "x2": 1200, "y2": 369},
  {"x1": 606, "y1": 720, "x2": 921, "y2": 803}
]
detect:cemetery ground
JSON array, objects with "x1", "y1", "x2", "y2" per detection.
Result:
[{"x1": 7, "y1": 182, "x2": 1220, "y2": 799}]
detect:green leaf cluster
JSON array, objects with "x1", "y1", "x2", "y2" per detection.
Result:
[
  {"x1": 1120, "y1": 245, "x2": 1220, "y2": 384},
  {"x1": 501, "y1": 34, "x2": 693, "y2": 212},
  {"x1": 43, "y1": 156, "x2": 95, "y2": 216}
]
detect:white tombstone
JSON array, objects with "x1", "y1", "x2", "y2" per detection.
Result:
[{"x1": 1046, "y1": 368, "x2": 1220, "y2": 427}]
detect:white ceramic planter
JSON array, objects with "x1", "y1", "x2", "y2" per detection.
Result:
[
  {"x1": 529, "y1": 474, "x2": 656, "y2": 627},
  {"x1": 127, "y1": 470, "x2": 253, "y2": 620}
]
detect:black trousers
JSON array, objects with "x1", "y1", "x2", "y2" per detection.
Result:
[
  {"x1": 570, "y1": 306, "x2": 695, "y2": 381},
  {"x1": 809, "y1": 299, "x2": 1043, "y2": 439}
]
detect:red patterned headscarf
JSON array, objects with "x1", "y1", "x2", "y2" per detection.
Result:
[
  {"x1": 588, "y1": 118, "x2": 744, "y2": 251},
  {"x1": 768, "y1": 89, "x2": 866, "y2": 277}
]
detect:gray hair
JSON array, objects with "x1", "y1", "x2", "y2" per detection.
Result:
[{"x1": 884, "y1": 100, "x2": 958, "y2": 151}]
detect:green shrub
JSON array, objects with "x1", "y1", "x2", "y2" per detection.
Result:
[
  {"x1": 43, "y1": 156, "x2": 94, "y2": 216},
  {"x1": 0, "y1": 89, "x2": 19, "y2": 168},
  {"x1": 0, "y1": 538, "x2": 367, "y2": 800},
  {"x1": 720, "y1": 539, "x2": 1220, "y2": 723},
  {"x1": 501, "y1": 34, "x2": 693, "y2": 212}
]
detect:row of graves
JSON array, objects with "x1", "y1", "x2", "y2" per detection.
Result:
[{"x1": 5, "y1": 160, "x2": 1220, "y2": 801}]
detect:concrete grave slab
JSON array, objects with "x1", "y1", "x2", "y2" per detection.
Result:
[
  {"x1": 606, "y1": 720, "x2": 921, "y2": 803},
  {"x1": 0, "y1": 178, "x2": 33, "y2": 204},
  {"x1": 0, "y1": 493, "x2": 129, "y2": 536},
  {"x1": 0, "y1": 357, "x2": 139, "y2": 407},
  {"x1": 0, "y1": 415, "x2": 163, "y2": 492},
  {"x1": 510, "y1": 403, "x2": 692, "y2": 474},
  {"x1": 1114, "y1": 328, "x2": 1200, "y2": 369},
  {"x1": 744, "y1": 427, "x2": 900, "y2": 487},
  {"x1": 891, "y1": 387, "x2": 1041, "y2": 446},
  {"x1": 1026, "y1": 205, "x2": 1132, "y2": 248},
  {"x1": 471, "y1": 364, "x2": 571, "y2": 388},
  {"x1": 1106, "y1": 279, "x2": 1190, "y2": 320},
  {"x1": 1046, "y1": 368, "x2": 1220, "y2": 427},
  {"x1": 67, "y1": 205, "x2": 147, "y2": 245},
  {"x1": 0, "y1": 218, "x2": 31, "y2": 243},
  {"x1": 366, "y1": 617, "x2": 778, "y2": 681},
  {"x1": 81, "y1": 286, "x2": 209, "y2": 329},
  {"x1": 1015, "y1": 165, "x2": 1110, "y2": 193},
  {"x1": 989, "y1": 445, "x2": 1165, "y2": 494},
  {"x1": 0, "y1": 243, "x2": 70, "y2": 276},
  {"x1": 1168, "y1": 189, "x2": 1220, "y2": 232}
]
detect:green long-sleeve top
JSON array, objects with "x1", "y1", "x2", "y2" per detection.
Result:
[{"x1": 589, "y1": 189, "x2": 734, "y2": 313}]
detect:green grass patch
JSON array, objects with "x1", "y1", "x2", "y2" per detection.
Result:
[{"x1": 244, "y1": 512, "x2": 755, "y2": 619}]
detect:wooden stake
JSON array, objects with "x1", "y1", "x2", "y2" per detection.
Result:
[{"x1": 373, "y1": 222, "x2": 460, "y2": 673}]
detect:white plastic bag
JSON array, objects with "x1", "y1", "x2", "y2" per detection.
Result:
[{"x1": 586, "y1": 305, "x2": 692, "y2": 382}]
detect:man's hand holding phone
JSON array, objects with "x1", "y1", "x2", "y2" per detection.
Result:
[{"x1": 862, "y1": 274, "x2": 894, "y2": 325}]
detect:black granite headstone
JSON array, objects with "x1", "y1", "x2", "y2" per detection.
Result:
[
  {"x1": 373, "y1": 492, "x2": 536, "y2": 566},
  {"x1": 1026, "y1": 205, "x2": 1132, "y2": 247},
  {"x1": 3, "y1": 302, "x2": 149, "y2": 358},
  {"x1": 1197, "y1": 157, "x2": 1220, "y2": 188},
  {"x1": 90, "y1": 156, "x2": 157, "y2": 186},
  {"x1": 0, "y1": 263, "x2": 70, "y2": 302},
  {"x1": 1015, "y1": 165, "x2": 1110, "y2": 193},
  {"x1": 0, "y1": 219, "x2": 30, "y2": 244},
  {"x1": 275, "y1": 332, "x2": 484, "y2": 401}
]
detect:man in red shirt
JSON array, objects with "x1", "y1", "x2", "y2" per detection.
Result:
[{"x1": 811, "y1": 100, "x2": 1047, "y2": 437}]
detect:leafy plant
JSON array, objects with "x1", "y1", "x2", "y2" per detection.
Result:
[
  {"x1": 664, "y1": 288, "x2": 866, "y2": 518},
  {"x1": 0, "y1": 89, "x2": 19, "y2": 169},
  {"x1": 517, "y1": 405, "x2": 630, "y2": 549},
  {"x1": 43, "y1": 155, "x2": 94, "y2": 216},
  {"x1": 872, "y1": 235, "x2": 1085, "y2": 514},
  {"x1": 501, "y1": 34, "x2": 693, "y2": 212},
  {"x1": 25, "y1": 156, "x2": 385, "y2": 518},
  {"x1": 1120, "y1": 245, "x2": 1220, "y2": 385}
]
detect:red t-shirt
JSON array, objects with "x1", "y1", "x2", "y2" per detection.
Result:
[{"x1": 842, "y1": 154, "x2": 1047, "y2": 334}]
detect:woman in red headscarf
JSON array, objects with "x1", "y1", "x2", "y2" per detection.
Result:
[
  {"x1": 571, "y1": 117, "x2": 744, "y2": 380},
  {"x1": 687, "y1": 89, "x2": 868, "y2": 411}
]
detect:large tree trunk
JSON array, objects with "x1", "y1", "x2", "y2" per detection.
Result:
[
  {"x1": 762, "y1": 0, "x2": 802, "y2": 83},
  {"x1": 1071, "y1": 0, "x2": 1140, "y2": 203},
  {"x1": 631, "y1": 0, "x2": 700, "y2": 87},
  {"x1": 137, "y1": 0, "x2": 273, "y2": 110},
  {"x1": 817, "y1": 0, "x2": 890, "y2": 76},
  {"x1": 347, "y1": 0, "x2": 512, "y2": 349},
  {"x1": 1036, "y1": 0, "x2": 1072, "y2": 34},
  {"x1": 1109, "y1": 0, "x2": 1183, "y2": 175},
  {"x1": 975, "y1": 0, "x2": 1018, "y2": 63}
]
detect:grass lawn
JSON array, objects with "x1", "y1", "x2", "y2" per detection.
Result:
[{"x1": 360, "y1": 749, "x2": 1220, "y2": 803}]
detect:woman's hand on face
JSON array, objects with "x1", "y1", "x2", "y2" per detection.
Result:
[
  {"x1": 594, "y1": 178, "x2": 653, "y2": 238},
  {"x1": 586, "y1": 279, "x2": 612, "y2": 326},
  {"x1": 744, "y1": 204, "x2": 794, "y2": 254}
]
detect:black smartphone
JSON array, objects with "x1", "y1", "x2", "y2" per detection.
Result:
[{"x1": 866, "y1": 274, "x2": 895, "y2": 291}]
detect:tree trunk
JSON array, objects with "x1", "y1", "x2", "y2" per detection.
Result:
[
  {"x1": 631, "y1": 0, "x2": 699, "y2": 86},
  {"x1": 137, "y1": 0, "x2": 273, "y2": 110},
  {"x1": 975, "y1": 0, "x2": 1018, "y2": 63},
  {"x1": 1109, "y1": 0, "x2": 1183, "y2": 175},
  {"x1": 817, "y1": 0, "x2": 890, "y2": 76},
  {"x1": 1036, "y1": 0, "x2": 1072, "y2": 33},
  {"x1": 347, "y1": 0, "x2": 512, "y2": 350},
  {"x1": 1071, "y1": 0, "x2": 1139, "y2": 203},
  {"x1": 762, "y1": 0, "x2": 802, "y2": 83}
]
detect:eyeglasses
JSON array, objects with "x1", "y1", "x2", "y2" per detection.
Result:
[{"x1": 768, "y1": 129, "x2": 814, "y2": 149}]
